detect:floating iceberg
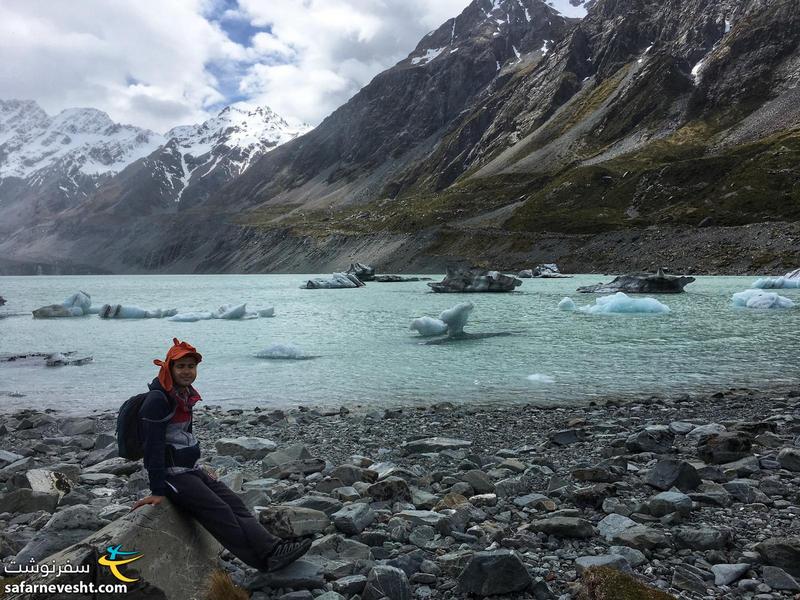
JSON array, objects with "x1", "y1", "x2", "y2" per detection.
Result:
[
  {"x1": 570, "y1": 292, "x2": 670, "y2": 314},
  {"x1": 258, "y1": 307, "x2": 276, "y2": 318},
  {"x1": 410, "y1": 316, "x2": 448, "y2": 337},
  {"x1": 527, "y1": 373, "x2": 555, "y2": 383},
  {"x1": 302, "y1": 273, "x2": 365, "y2": 289},
  {"x1": 32, "y1": 291, "x2": 92, "y2": 318},
  {"x1": 752, "y1": 276, "x2": 800, "y2": 289},
  {"x1": 214, "y1": 304, "x2": 247, "y2": 320},
  {"x1": 168, "y1": 311, "x2": 214, "y2": 322},
  {"x1": 439, "y1": 302, "x2": 474, "y2": 335},
  {"x1": 732, "y1": 289, "x2": 794, "y2": 309},
  {"x1": 99, "y1": 304, "x2": 178, "y2": 319},
  {"x1": 255, "y1": 343, "x2": 309, "y2": 360},
  {"x1": 558, "y1": 297, "x2": 577, "y2": 311}
]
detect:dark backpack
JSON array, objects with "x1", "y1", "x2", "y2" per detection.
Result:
[{"x1": 117, "y1": 390, "x2": 176, "y2": 460}]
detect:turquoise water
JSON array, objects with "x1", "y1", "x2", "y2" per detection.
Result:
[{"x1": 0, "y1": 274, "x2": 798, "y2": 414}]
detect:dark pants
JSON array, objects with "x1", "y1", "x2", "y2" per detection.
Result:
[{"x1": 164, "y1": 469, "x2": 279, "y2": 570}]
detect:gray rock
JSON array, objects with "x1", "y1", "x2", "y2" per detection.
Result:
[
  {"x1": 673, "y1": 565, "x2": 709, "y2": 594},
  {"x1": 25, "y1": 469, "x2": 73, "y2": 496},
  {"x1": 0, "y1": 488, "x2": 58, "y2": 513},
  {"x1": 529, "y1": 516, "x2": 594, "y2": 538},
  {"x1": 457, "y1": 550, "x2": 532, "y2": 595},
  {"x1": 648, "y1": 490, "x2": 693, "y2": 517},
  {"x1": 495, "y1": 475, "x2": 537, "y2": 498},
  {"x1": 778, "y1": 448, "x2": 800, "y2": 471},
  {"x1": 548, "y1": 429, "x2": 588, "y2": 446},
  {"x1": 15, "y1": 504, "x2": 110, "y2": 562},
  {"x1": 309, "y1": 534, "x2": 372, "y2": 561},
  {"x1": 697, "y1": 432, "x2": 753, "y2": 464},
  {"x1": 0, "y1": 457, "x2": 36, "y2": 481},
  {"x1": 285, "y1": 495, "x2": 343, "y2": 516},
  {"x1": 761, "y1": 566, "x2": 800, "y2": 591},
  {"x1": 711, "y1": 563, "x2": 750, "y2": 586},
  {"x1": 626, "y1": 426, "x2": 674, "y2": 454},
  {"x1": 332, "y1": 486, "x2": 361, "y2": 502},
  {"x1": 215, "y1": 437, "x2": 277, "y2": 459},
  {"x1": 396, "y1": 510, "x2": 451, "y2": 535},
  {"x1": 608, "y1": 545, "x2": 648, "y2": 567},
  {"x1": 513, "y1": 493, "x2": 555, "y2": 510},
  {"x1": 669, "y1": 421, "x2": 696, "y2": 435},
  {"x1": 263, "y1": 459, "x2": 326, "y2": 479},
  {"x1": 755, "y1": 537, "x2": 800, "y2": 576},
  {"x1": 720, "y1": 455, "x2": 760, "y2": 477},
  {"x1": 3, "y1": 498, "x2": 220, "y2": 600},
  {"x1": 332, "y1": 574, "x2": 368, "y2": 595},
  {"x1": 689, "y1": 482, "x2": 733, "y2": 507},
  {"x1": 460, "y1": 469, "x2": 495, "y2": 493},
  {"x1": 82, "y1": 457, "x2": 140, "y2": 476},
  {"x1": 610, "y1": 525, "x2": 669, "y2": 551},
  {"x1": 724, "y1": 480, "x2": 771, "y2": 504},
  {"x1": 258, "y1": 506, "x2": 331, "y2": 538},
  {"x1": 575, "y1": 554, "x2": 631, "y2": 575},
  {"x1": 366, "y1": 476, "x2": 412, "y2": 502},
  {"x1": 597, "y1": 514, "x2": 637, "y2": 540},
  {"x1": 401, "y1": 437, "x2": 472, "y2": 454},
  {"x1": 572, "y1": 466, "x2": 619, "y2": 483},
  {"x1": 58, "y1": 417, "x2": 97, "y2": 436},
  {"x1": 686, "y1": 423, "x2": 726, "y2": 444},
  {"x1": 674, "y1": 526, "x2": 733, "y2": 550},
  {"x1": 254, "y1": 559, "x2": 325, "y2": 590},
  {"x1": 0, "y1": 450, "x2": 25, "y2": 467},
  {"x1": 645, "y1": 459, "x2": 701, "y2": 491},
  {"x1": 331, "y1": 503, "x2": 375, "y2": 535},
  {"x1": 362, "y1": 565, "x2": 411, "y2": 600}
]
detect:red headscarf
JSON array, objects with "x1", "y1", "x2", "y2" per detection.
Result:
[{"x1": 153, "y1": 338, "x2": 202, "y2": 392}]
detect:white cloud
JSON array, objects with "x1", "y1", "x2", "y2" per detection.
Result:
[{"x1": 0, "y1": 0, "x2": 474, "y2": 131}]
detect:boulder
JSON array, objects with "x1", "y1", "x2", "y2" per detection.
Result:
[
  {"x1": 644, "y1": 459, "x2": 701, "y2": 491},
  {"x1": 577, "y1": 269, "x2": 695, "y2": 294},
  {"x1": 529, "y1": 516, "x2": 594, "y2": 538},
  {"x1": 258, "y1": 506, "x2": 331, "y2": 538},
  {"x1": 575, "y1": 555, "x2": 631, "y2": 575},
  {"x1": 401, "y1": 437, "x2": 472, "y2": 454},
  {"x1": 428, "y1": 266, "x2": 522, "y2": 293},
  {"x1": 366, "y1": 477, "x2": 412, "y2": 502},
  {"x1": 0, "y1": 488, "x2": 58, "y2": 513},
  {"x1": 711, "y1": 563, "x2": 750, "y2": 586},
  {"x1": 761, "y1": 566, "x2": 800, "y2": 591},
  {"x1": 215, "y1": 437, "x2": 277, "y2": 460},
  {"x1": 777, "y1": 448, "x2": 800, "y2": 471},
  {"x1": 626, "y1": 426, "x2": 674, "y2": 454},
  {"x1": 610, "y1": 525, "x2": 669, "y2": 551},
  {"x1": 648, "y1": 490, "x2": 693, "y2": 517},
  {"x1": 597, "y1": 514, "x2": 637, "y2": 541},
  {"x1": 331, "y1": 503, "x2": 375, "y2": 535},
  {"x1": 362, "y1": 566, "x2": 411, "y2": 600},
  {"x1": 457, "y1": 550, "x2": 532, "y2": 595},
  {"x1": 2, "y1": 499, "x2": 220, "y2": 600},
  {"x1": 15, "y1": 505, "x2": 110, "y2": 562},
  {"x1": 674, "y1": 526, "x2": 733, "y2": 550},
  {"x1": 697, "y1": 432, "x2": 752, "y2": 464},
  {"x1": 755, "y1": 537, "x2": 800, "y2": 576}
]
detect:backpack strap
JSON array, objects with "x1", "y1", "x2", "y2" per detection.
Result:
[{"x1": 140, "y1": 390, "x2": 177, "y2": 423}]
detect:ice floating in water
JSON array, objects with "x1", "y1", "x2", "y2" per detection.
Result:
[
  {"x1": 168, "y1": 311, "x2": 214, "y2": 322},
  {"x1": 439, "y1": 302, "x2": 474, "y2": 335},
  {"x1": 32, "y1": 291, "x2": 92, "y2": 318},
  {"x1": 99, "y1": 304, "x2": 178, "y2": 319},
  {"x1": 527, "y1": 373, "x2": 555, "y2": 383},
  {"x1": 410, "y1": 316, "x2": 448, "y2": 337},
  {"x1": 732, "y1": 289, "x2": 794, "y2": 309},
  {"x1": 566, "y1": 292, "x2": 670, "y2": 314},
  {"x1": 258, "y1": 307, "x2": 276, "y2": 318},
  {"x1": 752, "y1": 276, "x2": 800, "y2": 289},
  {"x1": 255, "y1": 343, "x2": 308, "y2": 359},
  {"x1": 302, "y1": 273, "x2": 365, "y2": 289},
  {"x1": 214, "y1": 303, "x2": 247, "y2": 320},
  {"x1": 558, "y1": 297, "x2": 577, "y2": 311}
]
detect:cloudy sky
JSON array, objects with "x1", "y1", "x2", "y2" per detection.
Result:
[{"x1": 0, "y1": 0, "x2": 583, "y2": 133}]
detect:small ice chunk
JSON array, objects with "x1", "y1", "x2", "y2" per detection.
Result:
[
  {"x1": 440, "y1": 302, "x2": 474, "y2": 335},
  {"x1": 255, "y1": 343, "x2": 306, "y2": 359},
  {"x1": 527, "y1": 373, "x2": 555, "y2": 383},
  {"x1": 732, "y1": 289, "x2": 794, "y2": 309},
  {"x1": 214, "y1": 304, "x2": 247, "y2": 319},
  {"x1": 99, "y1": 305, "x2": 178, "y2": 319},
  {"x1": 410, "y1": 316, "x2": 448, "y2": 337},
  {"x1": 752, "y1": 276, "x2": 800, "y2": 289},
  {"x1": 558, "y1": 297, "x2": 576, "y2": 311},
  {"x1": 258, "y1": 307, "x2": 276, "y2": 318},
  {"x1": 168, "y1": 311, "x2": 214, "y2": 322},
  {"x1": 577, "y1": 292, "x2": 670, "y2": 314},
  {"x1": 63, "y1": 291, "x2": 92, "y2": 314}
]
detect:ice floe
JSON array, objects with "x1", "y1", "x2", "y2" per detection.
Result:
[
  {"x1": 410, "y1": 316, "x2": 448, "y2": 337},
  {"x1": 439, "y1": 302, "x2": 474, "y2": 335},
  {"x1": 732, "y1": 289, "x2": 794, "y2": 309},
  {"x1": 32, "y1": 291, "x2": 92, "y2": 318},
  {"x1": 302, "y1": 273, "x2": 365, "y2": 289},
  {"x1": 752, "y1": 269, "x2": 800, "y2": 289},
  {"x1": 563, "y1": 292, "x2": 670, "y2": 314},
  {"x1": 99, "y1": 304, "x2": 178, "y2": 319}
]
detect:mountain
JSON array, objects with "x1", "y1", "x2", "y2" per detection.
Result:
[
  {"x1": 0, "y1": 100, "x2": 162, "y2": 233},
  {"x1": 1, "y1": 0, "x2": 798, "y2": 275}
]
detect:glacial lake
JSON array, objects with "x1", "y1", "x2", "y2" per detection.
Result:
[{"x1": 1, "y1": 274, "x2": 798, "y2": 414}]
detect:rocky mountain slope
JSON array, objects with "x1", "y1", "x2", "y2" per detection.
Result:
[{"x1": 1, "y1": 0, "x2": 798, "y2": 274}]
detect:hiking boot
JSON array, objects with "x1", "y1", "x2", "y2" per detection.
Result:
[{"x1": 265, "y1": 538, "x2": 312, "y2": 572}]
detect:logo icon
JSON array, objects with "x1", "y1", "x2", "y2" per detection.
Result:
[{"x1": 98, "y1": 545, "x2": 142, "y2": 582}]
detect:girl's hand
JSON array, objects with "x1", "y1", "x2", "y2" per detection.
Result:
[{"x1": 130, "y1": 495, "x2": 165, "y2": 511}]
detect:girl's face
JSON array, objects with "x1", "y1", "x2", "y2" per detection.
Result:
[{"x1": 171, "y1": 357, "x2": 198, "y2": 388}]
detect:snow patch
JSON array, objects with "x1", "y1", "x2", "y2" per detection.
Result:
[{"x1": 411, "y1": 47, "x2": 445, "y2": 65}]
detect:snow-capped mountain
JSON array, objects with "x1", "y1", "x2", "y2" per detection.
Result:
[{"x1": 0, "y1": 101, "x2": 308, "y2": 229}]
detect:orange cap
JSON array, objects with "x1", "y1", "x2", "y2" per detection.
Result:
[{"x1": 153, "y1": 337, "x2": 202, "y2": 392}]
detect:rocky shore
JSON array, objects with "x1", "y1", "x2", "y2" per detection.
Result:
[{"x1": 0, "y1": 388, "x2": 799, "y2": 599}]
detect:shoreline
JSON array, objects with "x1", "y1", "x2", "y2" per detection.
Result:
[{"x1": 1, "y1": 384, "x2": 799, "y2": 598}]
